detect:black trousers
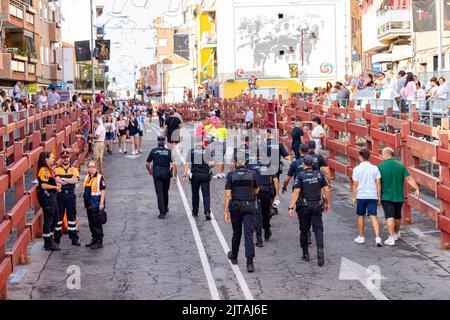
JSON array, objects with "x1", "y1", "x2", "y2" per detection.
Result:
[
  {"x1": 256, "y1": 190, "x2": 271, "y2": 236},
  {"x1": 55, "y1": 191, "x2": 79, "y2": 242},
  {"x1": 297, "y1": 204, "x2": 324, "y2": 250},
  {"x1": 158, "y1": 115, "x2": 164, "y2": 128},
  {"x1": 154, "y1": 170, "x2": 171, "y2": 215},
  {"x1": 85, "y1": 201, "x2": 104, "y2": 241},
  {"x1": 230, "y1": 202, "x2": 256, "y2": 260},
  {"x1": 191, "y1": 173, "x2": 210, "y2": 215},
  {"x1": 40, "y1": 197, "x2": 58, "y2": 247}
]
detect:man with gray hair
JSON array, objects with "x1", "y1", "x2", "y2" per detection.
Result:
[{"x1": 378, "y1": 147, "x2": 420, "y2": 246}]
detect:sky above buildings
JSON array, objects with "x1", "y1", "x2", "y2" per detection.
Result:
[{"x1": 61, "y1": 0, "x2": 186, "y2": 93}]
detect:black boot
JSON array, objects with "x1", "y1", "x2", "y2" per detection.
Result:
[
  {"x1": 264, "y1": 229, "x2": 272, "y2": 241},
  {"x1": 247, "y1": 259, "x2": 255, "y2": 273},
  {"x1": 44, "y1": 237, "x2": 61, "y2": 252},
  {"x1": 308, "y1": 231, "x2": 312, "y2": 245},
  {"x1": 85, "y1": 239, "x2": 97, "y2": 248},
  {"x1": 205, "y1": 212, "x2": 211, "y2": 221},
  {"x1": 317, "y1": 248, "x2": 325, "y2": 267},
  {"x1": 91, "y1": 240, "x2": 103, "y2": 250},
  {"x1": 227, "y1": 251, "x2": 237, "y2": 265},
  {"x1": 158, "y1": 213, "x2": 166, "y2": 219},
  {"x1": 256, "y1": 235, "x2": 263, "y2": 247},
  {"x1": 302, "y1": 248, "x2": 310, "y2": 261}
]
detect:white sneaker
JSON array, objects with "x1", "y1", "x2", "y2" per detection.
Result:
[
  {"x1": 213, "y1": 174, "x2": 222, "y2": 179},
  {"x1": 384, "y1": 237, "x2": 396, "y2": 246},
  {"x1": 354, "y1": 236, "x2": 365, "y2": 244},
  {"x1": 375, "y1": 237, "x2": 382, "y2": 247},
  {"x1": 394, "y1": 232, "x2": 401, "y2": 241},
  {"x1": 221, "y1": 173, "x2": 227, "y2": 178},
  {"x1": 119, "y1": 150, "x2": 123, "y2": 153}
]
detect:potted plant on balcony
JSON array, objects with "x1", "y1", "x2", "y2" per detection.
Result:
[
  {"x1": 28, "y1": 51, "x2": 38, "y2": 64},
  {"x1": 12, "y1": 50, "x2": 28, "y2": 62}
]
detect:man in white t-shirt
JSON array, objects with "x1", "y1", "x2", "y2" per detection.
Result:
[
  {"x1": 47, "y1": 88, "x2": 60, "y2": 107},
  {"x1": 309, "y1": 117, "x2": 325, "y2": 154},
  {"x1": 91, "y1": 119, "x2": 106, "y2": 173},
  {"x1": 37, "y1": 91, "x2": 47, "y2": 108},
  {"x1": 352, "y1": 148, "x2": 382, "y2": 247}
]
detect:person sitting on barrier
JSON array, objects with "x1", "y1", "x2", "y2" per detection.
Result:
[
  {"x1": 37, "y1": 151, "x2": 62, "y2": 252},
  {"x1": 378, "y1": 147, "x2": 420, "y2": 246}
]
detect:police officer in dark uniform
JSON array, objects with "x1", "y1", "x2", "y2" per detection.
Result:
[
  {"x1": 146, "y1": 136, "x2": 177, "y2": 219},
  {"x1": 247, "y1": 156, "x2": 279, "y2": 247},
  {"x1": 231, "y1": 135, "x2": 252, "y2": 170},
  {"x1": 183, "y1": 140, "x2": 215, "y2": 220},
  {"x1": 54, "y1": 151, "x2": 80, "y2": 246},
  {"x1": 224, "y1": 151, "x2": 259, "y2": 273},
  {"x1": 288, "y1": 156, "x2": 331, "y2": 266},
  {"x1": 307, "y1": 140, "x2": 332, "y2": 186},
  {"x1": 262, "y1": 129, "x2": 290, "y2": 216},
  {"x1": 282, "y1": 143, "x2": 309, "y2": 193}
]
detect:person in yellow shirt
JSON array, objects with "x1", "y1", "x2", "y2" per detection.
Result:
[{"x1": 213, "y1": 122, "x2": 228, "y2": 179}]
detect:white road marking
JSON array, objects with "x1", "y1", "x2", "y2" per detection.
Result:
[
  {"x1": 176, "y1": 150, "x2": 255, "y2": 301},
  {"x1": 175, "y1": 175, "x2": 221, "y2": 300},
  {"x1": 339, "y1": 257, "x2": 389, "y2": 300},
  {"x1": 409, "y1": 227, "x2": 426, "y2": 238}
]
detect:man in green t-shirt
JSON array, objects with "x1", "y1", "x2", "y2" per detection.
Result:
[{"x1": 378, "y1": 147, "x2": 420, "y2": 246}]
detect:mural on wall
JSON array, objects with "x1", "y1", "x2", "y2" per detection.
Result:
[{"x1": 234, "y1": 4, "x2": 337, "y2": 79}]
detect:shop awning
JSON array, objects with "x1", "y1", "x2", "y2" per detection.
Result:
[{"x1": 386, "y1": 0, "x2": 410, "y2": 9}]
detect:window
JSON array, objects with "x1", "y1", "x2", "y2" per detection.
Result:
[
  {"x1": 11, "y1": 60, "x2": 25, "y2": 73},
  {"x1": 45, "y1": 46, "x2": 49, "y2": 65},
  {"x1": 26, "y1": 13, "x2": 34, "y2": 24},
  {"x1": 278, "y1": 13, "x2": 284, "y2": 19},
  {"x1": 158, "y1": 39, "x2": 168, "y2": 47},
  {"x1": 40, "y1": 45, "x2": 44, "y2": 64},
  {"x1": 28, "y1": 64, "x2": 36, "y2": 74},
  {"x1": 9, "y1": 4, "x2": 24, "y2": 20},
  {"x1": 52, "y1": 49, "x2": 57, "y2": 64}
]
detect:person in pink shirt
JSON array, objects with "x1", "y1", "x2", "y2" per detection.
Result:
[
  {"x1": 209, "y1": 111, "x2": 220, "y2": 128},
  {"x1": 400, "y1": 72, "x2": 416, "y2": 112},
  {"x1": 195, "y1": 116, "x2": 209, "y2": 143}
]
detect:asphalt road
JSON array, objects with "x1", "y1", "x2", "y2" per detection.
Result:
[{"x1": 7, "y1": 119, "x2": 450, "y2": 300}]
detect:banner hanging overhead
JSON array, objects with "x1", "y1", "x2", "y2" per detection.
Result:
[
  {"x1": 96, "y1": 39, "x2": 110, "y2": 61},
  {"x1": 74, "y1": 40, "x2": 91, "y2": 62},
  {"x1": 412, "y1": 0, "x2": 436, "y2": 32}
]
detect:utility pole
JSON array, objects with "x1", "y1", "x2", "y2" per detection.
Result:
[
  {"x1": 300, "y1": 28, "x2": 305, "y2": 98},
  {"x1": 438, "y1": 0, "x2": 443, "y2": 77},
  {"x1": 90, "y1": 0, "x2": 96, "y2": 105}
]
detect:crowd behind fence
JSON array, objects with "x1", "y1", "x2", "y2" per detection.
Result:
[{"x1": 0, "y1": 102, "x2": 99, "y2": 300}]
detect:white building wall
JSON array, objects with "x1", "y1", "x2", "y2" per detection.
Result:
[
  {"x1": 216, "y1": 0, "x2": 351, "y2": 86},
  {"x1": 361, "y1": 0, "x2": 385, "y2": 53},
  {"x1": 62, "y1": 47, "x2": 75, "y2": 92},
  {"x1": 166, "y1": 64, "x2": 193, "y2": 103}
]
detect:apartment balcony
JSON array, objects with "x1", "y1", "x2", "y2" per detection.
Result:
[
  {"x1": 49, "y1": 22, "x2": 62, "y2": 43},
  {"x1": 50, "y1": 63, "x2": 63, "y2": 81},
  {"x1": 0, "y1": 0, "x2": 36, "y2": 31},
  {"x1": 0, "y1": 52, "x2": 35, "y2": 82},
  {"x1": 376, "y1": 8, "x2": 411, "y2": 43}
]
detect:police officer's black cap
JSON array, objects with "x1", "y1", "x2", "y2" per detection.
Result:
[
  {"x1": 299, "y1": 143, "x2": 309, "y2": 153},
  {"x1": 266, "y1": 128, "x2": 272, "y2": 134},
  {"x1": 308, "y1": 140, "x2": 316, "y2": 149},
  {"x1": 303, "y1": 155, "x2": 314, "y2": 166},
  {"x1": 157, "y1": 136, "x2": 166, "y2": 142},
  {"x1": 60, "y1": 150, "x2": 70, "y2": 158}
]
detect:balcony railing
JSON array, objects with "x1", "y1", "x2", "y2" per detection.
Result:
[{"x1": 376, "y1": 8, "x2": 411, "y2": 39}]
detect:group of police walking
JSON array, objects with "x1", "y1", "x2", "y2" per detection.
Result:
[{"x1": 146, "y1": 125, "x2": 332, "y2": 273}]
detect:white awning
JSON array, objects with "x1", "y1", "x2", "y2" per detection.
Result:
[
  {"x1": 372, "y1": 52, "x2": 393, "y2": 63},
  {"x1": 392, "y1": 45, "x2": 413, "y2": 61}
]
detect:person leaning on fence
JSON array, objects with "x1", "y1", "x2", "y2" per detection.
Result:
[
  {"x1": 83, "y1": 160, "x2": 106, "y2": 249},
  {"x1": 37, "y1": 151, "x2": 62, "y2": 252}
]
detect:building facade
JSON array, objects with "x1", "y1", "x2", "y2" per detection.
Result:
[{"x1": 0, "y1": 0, "x2": 62, "y2": 97}]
